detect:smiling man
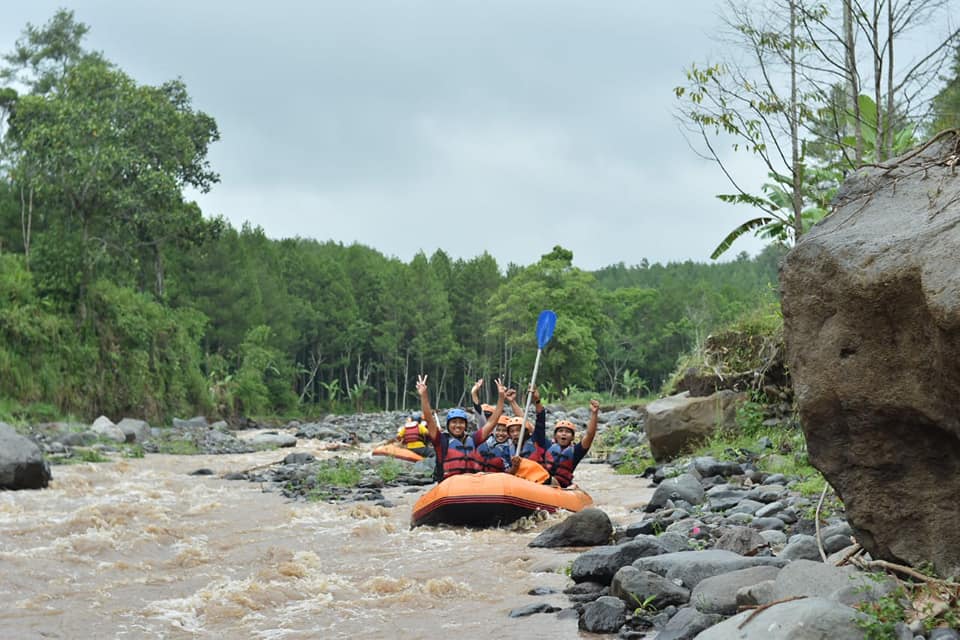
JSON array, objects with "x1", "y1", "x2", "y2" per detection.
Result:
[{"x1": 531, "y1": 399, "x2": 600, "y2": 488}]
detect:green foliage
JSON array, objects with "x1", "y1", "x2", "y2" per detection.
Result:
[
  {"x1": 854, "y1": 581, "x2": 907, "y2": 640},
  {"x1": 77, "y1": 448, "x2": 110, "y2": 463},
  {"x1": 315, "y1": 459, "x2": 363, "y2": 487},
  {"x1": 928, "y1": 46, "x2": 960, "y2": 135},
  {"x1": 156, "y1": 438, "x2": 200, "y2": 455},
  {"x1": 123, "y1": 444, "x2": 145, "y2": 459},
  {"x1": 376, "y1": 458, "x2": 404, "y2": 483}
]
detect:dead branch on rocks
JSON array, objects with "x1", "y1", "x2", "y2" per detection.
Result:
[{"x1": 737, "y1": 596, "x2": 807, "y2": 629}]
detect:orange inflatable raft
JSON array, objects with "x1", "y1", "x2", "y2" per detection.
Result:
[
  {"x1": 411, "y1": 472, "x2": 593, "y2": 528},
  {"x1": 372, "y1": 444, "x2": 425, "y2": 463}
]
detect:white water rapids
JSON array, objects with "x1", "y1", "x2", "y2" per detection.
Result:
[{"x1": 0, "y1": 439, "x2": 653, "y2": 639}]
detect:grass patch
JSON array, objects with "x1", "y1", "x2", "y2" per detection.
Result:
[
  {"x1": 53, "y1": 448, "x2": 111, "y2": 465},
  {"x1": 376, "y1": 459, "x2": 404, "y2": 483},
  {"x1": 156, "y1": 439, "x2": 201, "y2": 455},
  {"x1": 315, "y1": 459, "x2": 363, "y2": 487},
  {"x1": 122, "y1": 444, "x2": 146, "y2": 459}
]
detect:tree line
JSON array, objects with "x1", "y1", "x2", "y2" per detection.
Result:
[{"x1": 0, "y1": 10, "x2": 778, "y2": 422}]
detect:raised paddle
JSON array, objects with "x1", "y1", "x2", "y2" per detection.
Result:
[{"x1": 516, "y1": 310, "x2": 557, "y2": 454}]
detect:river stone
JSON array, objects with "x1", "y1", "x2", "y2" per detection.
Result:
[
  {"x1": 249, "y1": 432, "x2": 298, "y2": 448},
  {"x1": 633, "y1": 549, "x2": 787, "y2": 589},
  {"x1": 116, "y1": 418, "x2": 152, "y2": 443},
  {"x1": 655, "y1": 607, "x2": 723, "y2": 640},
  {"x1": 770, "y1": 559, "x2": 894, "y2": 603},
  {"x1": 90, "y1": 416, "x2": 125, "y2": 443},
  {"x1": 780, "y1": 131, "x2": 960, "y2": 577},
  {"x1": 571, "y1": 535, "x2": 668, "y2": 585},
  {"x1": 610, "y1": 566, "x2": 690, "y2": 609},
  {"x1": 690, "y1": 565, "x2": 781, "y2": 615},
  {"x1": 0, "y1": 423, "x2": 52, "y2": 489},
  {"x1": 645, "y1": 391, "x2": 744, "y2": 461},
  {"x1": 578, "y1": 596, "x2": 626, "y2": 633},
  {"x1": 173, "y1": 416, "x2": 209, "y2": 429},
  {"x1": 692, "y1": 597, "x2": 868, "y2": 640},
  {"x1": 646, "y1": 473, "x2": 705, "y2": 511},
  {"x1": 529, "y1": 507, "x2": 612, "y2": 548},
  {"x1": 713, "y1": 526, "x2": 767, "y2": 556}
]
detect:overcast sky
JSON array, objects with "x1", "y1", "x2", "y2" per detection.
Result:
[{"x1": 2, "y1": 2, "x2": 782, "y2": 270}]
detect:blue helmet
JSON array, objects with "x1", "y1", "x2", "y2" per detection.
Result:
[
  {"x1": 411, "y1": 412, "x2": 422, "y2": 422},
  {"x1": 445, "y1": 408, "x2": 469, "y2": 427}
]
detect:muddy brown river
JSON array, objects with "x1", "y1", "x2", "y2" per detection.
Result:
[{"x1": 0, "y1": 439, "x2": 653, "y2": 639}]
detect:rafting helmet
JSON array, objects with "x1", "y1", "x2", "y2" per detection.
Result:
[
  {"x1": 554, "y1": 419, "x2": 577, "y2": 436},
  {"x1": 497, "y1": 414, "x2": 511, "y2": 426},
  {"x1": 480, "y1": 403, "x2": 495, "y2": 416},
  {"x1": 507, "y1": 416, "x2": 531, "y2": 430},
  {"x1": 445, "y1": 408, "x2": 469, "y2": 427}
]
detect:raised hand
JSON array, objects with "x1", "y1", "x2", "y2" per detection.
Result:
[
  {"x1": 416, "y1": 374, "x2": 429, "y2": 397},
  {"x1": 471, "y1": 378, "x2": 484, "y2": 394},
  {"x1": 505, "y1": 388, "x2": 517, "y2": 403},
  {"x1": 494, "y1": 378, "x2": 507, "y2": 398},
  {"x1": 590, "y1": 398, "x2": 600, "y2": 414},
  {"x1": 531, "y1": 385, "x2": 541, "y2": 404}
]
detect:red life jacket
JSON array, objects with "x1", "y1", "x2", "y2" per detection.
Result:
[
  {"x1": 401, "y1": 423, "x2": 425, "y2": 446},
  {"x1": 441, "y1": 435, "x2": 479, "y2": 479},
  {"x1": 473, "y1": 439, "x2": 507, "y2": 472},
  {"x1": 541, "y1": 443, "x2": 577, "y2": 488}
]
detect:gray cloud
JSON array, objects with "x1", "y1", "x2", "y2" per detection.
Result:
[{"x1": 3, "y1": 1, "x2": 770, "y2": 269}]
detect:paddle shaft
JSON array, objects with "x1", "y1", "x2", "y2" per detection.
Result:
[{"x1": 515, "y1": 346, "x2": 543, "y2": 454}]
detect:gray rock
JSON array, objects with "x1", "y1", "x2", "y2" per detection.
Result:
[
  {"x1": 759, "y1": 530, "x2": 787, "y2": 546},
  {"x1": 693, "y1": 597, "x2": 868, "y2": 639},
  {"x1": 610, "y1": 566, "x2": 690, "y2": 609},
  {"x1": 172, "y1": 416, "x2": 209, "y2": 429},
  {"x1": 90, "y1": 416, "x2": 125, "y2": 443},
  {"x1": 692, "y1": 456, "x2": 743, "y2": 478},
  {"x1": 249, "y1": 432, "x2": 298, "y2": 448},
  {"x1": 771, "y1": 559, "x2": 895, "y2": 603},
  {"x1": 116, "y1": 418, "x2": 152, "y2": 443},
  {"x1": 781, "y1": 133, "x2": 960, "y2": 577},
  {"x1": 578, "y1": 596, "x2": 626, "y2": 633},
  {"x1": 735, "y1": 579, "x2": 777, "y2": 608},
  {"x1": 633, "y1": 550, "x2": 787, "y2": 589},
  {"x1": 779, "y1": 534, "x2": 823, "y2": 561},
  {"x1": 690, "y1": 565, "x2": 782, "y2": 615},
  {"x1": 0, "y1": 423, "x2": 51, "y2": 489},
  {"x1": 655, "y1": 607, "x2": 723, "y2": 640},
  {"x1": 571, "y1": 536, "x2": 668, "y2": 585},
  {"x1": 645, "y1": 391, "x2": 744, "y2": 461},
  {"x1": 705, "y1": 484, "x2": 751, "y2": 511},
  {"x1": 646, "y1": 473, "x2": 705, "y2": 511},
  {"x1": 929, "y1": 630, "x2": 960, "y2": 640},
  {"x1": 508, "y1": 602, "x2": 560, "y2": 618},
  {"x1": 726, "y1": 499, "x2": 764, "y2": 516},
  {"x1": 530, "y1": 507, "x2": 613, "y2": 548},
  {"x1": 748, "y1": 517, "x2": 786, "y2": 531},
  {"x1": 713, "y1": 526, "x2": 768, "y2": 556}
]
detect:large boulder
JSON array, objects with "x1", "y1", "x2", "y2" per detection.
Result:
[
  {"x1": 529, "y1": 507, "x2": 612, "y2": 548},
  {"x1": 0, "y1": 423, "x2": 52, "y2": 489},
  {"x1": 645, "y1": 391, "x2": 744, "y2": 461},
  {"x1": 780, "y1": 132, "x2": 960, "y2": 576}
]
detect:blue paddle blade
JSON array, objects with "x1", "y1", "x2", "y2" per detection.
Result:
[{"x1": 536, "y1": 310, "x2": 557, "y2": 349}]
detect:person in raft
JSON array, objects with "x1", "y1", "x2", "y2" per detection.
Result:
[
  {"x1": 470, "y1": 378, "x2": 496, "y2": 425},
  {"x1": 416, "y1": 374, "x2": 506, "y2": 481},
  {"x1": 395, "y1": 413, "x2": 433, "y2": 458},
  {"x1": 471, "y1": 378, "x2": 524, "y2": 426},
  {"x1": 527, "y1": 398, "x2": 600, "y2": 488}
]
